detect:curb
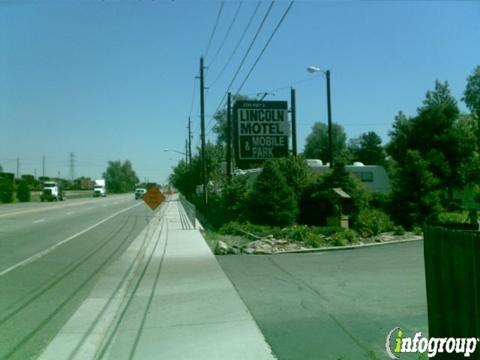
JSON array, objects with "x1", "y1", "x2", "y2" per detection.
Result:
[{"x1": 274, "y1": 236, "x2": 423, "y2": 255}]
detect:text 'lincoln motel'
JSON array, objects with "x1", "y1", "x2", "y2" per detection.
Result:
[{"x1": 235, "y1": 101, "x2": 289, "y2": 161}]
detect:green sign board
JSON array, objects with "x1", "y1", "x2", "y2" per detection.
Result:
[{"x1": 234, "y1": 100, "x2": 289, "y2": 163}]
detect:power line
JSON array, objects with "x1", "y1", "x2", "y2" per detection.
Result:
[
  {"x1": 208, "y1": 1, "x2": 275, "y2": 130},
  {"x1": 188, "y1": 76, "x2": 198, "y2": 118},
  {"x1": 204, "y1": 1, "x2": 225, "y2": 60},
  {"x1": 208, "y1": 1, "x2": 243, "y2": 68},
  {"x1": 208, "y1": 1, "x2": 261, "y2": 89},
  {"x1": 236, "y1": 1, "x2": 294, "y2": 94},
  {"x1": 243, "y1": 74, "x2": 321, "y2": 97}
]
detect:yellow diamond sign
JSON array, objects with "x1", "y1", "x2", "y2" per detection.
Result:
[{"x1": 143, "y1": 186, "x2": 165, "y2": 210}]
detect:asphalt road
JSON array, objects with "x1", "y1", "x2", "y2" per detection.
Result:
[
  {"x1": 0, "y1": 194, "x2": 154, "y2": 360},
  {"x1": 218, "y1": 241, "x2": 428, "y2": 360}
]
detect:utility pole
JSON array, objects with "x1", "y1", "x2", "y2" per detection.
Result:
[
  {"x1": 290, "y1": 88, "x2": 297, "y2": 157},
  {"x1": 69, "y1": 152, "x2": 75, "y2": 183},
  {"x1": 185, "y1": 139, "x2": 188, "y2": 163},
  {"x1": 188, "y1": 117, "x2": 192, "y2": 166},
  {"x1": 16, "y1": 157, "x2": 19, "y2": 179},
  {"x1": 227, "y1": 92, "x2": 232, "y2": 183},
  {"x1": 200, "y1": 57, "x2": 207, "y2": 210},
  {"x1": 42, "y1": 155, "x2": 45, "y2": 178}
]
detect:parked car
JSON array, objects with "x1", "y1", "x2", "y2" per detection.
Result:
[{"x1": 135, "y1": 188, "x2": 146, "y2": 200}]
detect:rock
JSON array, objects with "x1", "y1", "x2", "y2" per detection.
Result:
[
  {"x1": 274, "y1": 239, "x2": 288, "y2": 245},
  {"x1": 242, "y1": 247, "x2": 255, "y2": 255},
  {"x1": 228, "y1": 246, "x2": 241, "y2": 255},
  {"x1": 263, "y1": 239, "x2": 274, "y2": 246},
  {"x1": 214, "y1": 240, "x2": 229, "y2": 255}
]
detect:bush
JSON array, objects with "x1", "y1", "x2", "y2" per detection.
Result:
[
  {"x1": 412, "y1": 226, "x2": 423, "y2": 236},
  {"x1": 437, "y1": 212, "x2": 466, "y2": 224},
  {"x1": 330, "y1": 229, "x2": 357, "y2": 246},
  {"x1": 0, "y1": 174, "x2": 14, "y2": 203},
  {"x1": 299, "y1": 163, "x2": 370, "y2": 226},
  {"x1": 393, "y1": 225, "x2": 405, "y2": 235},
  {"x1": 356, "y1": 209, "x2": 394, "y2": 237},
  {"x1": 218, "y1": 222, "x2": 281, "y2": 238},
  {"x1": 221, "y1": 176, "x2": 250, "y2": 223},
  {"x1": 16, "y1": 180, "x2": 31, "y2": 202},
  {"x1": 303, "y1": 233, "x2": 323, "y2": 248},
  {"x1": 369, "y1": 192, "x2": 390, "y2": 212},
  {"x1": 249, "y1": 160, "x2": 298, "y2": 226}
]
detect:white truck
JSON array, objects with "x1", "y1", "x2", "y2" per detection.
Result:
[
  {"x1": 93, "y1": 179, "x2": 107, "y2": 197},
  {"x1": 40, "y1": 181, "x2": 64, "y2": 202}
]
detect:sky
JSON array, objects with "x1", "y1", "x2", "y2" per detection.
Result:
[{"x1": 1, "y1": 0, "x2": 479, "y2": 184}]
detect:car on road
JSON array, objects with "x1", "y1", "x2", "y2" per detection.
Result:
[{"x1": 135, "y1": 188, "x2": 146, "y2": 200}]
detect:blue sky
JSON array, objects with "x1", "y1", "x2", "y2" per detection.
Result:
[{"x1": 1, "y1": 0, "x2": 479, "y2": 184}]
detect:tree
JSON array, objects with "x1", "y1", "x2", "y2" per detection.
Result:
[
  {"x1": 348, "y1": 131, "x2": 385, "y2": 165},
  {"x1": 0, "y1": 173, "x2": 14, "y2": 203},
  {"x1": 463, "y1": 65, "x2": 480, "y2": 119},
  {"x1": 220, "y1": 175, "x2": 250, "y2": 223},
  {"x1": 249, "y1": 160, "x2": 298, "y2": 226},
  {"x1": 303, "y1": 122, "x2": 348, "y2": 163},
  {"x1": 299, "y1": 162, "x2": 370, "y2": 226},
  {"x1": 212, "y1": 94, "x2": 252, "y2": 146},
  {"x1": 103, "y1": 160, "x2": 139, "y2": 193},
  {"x1": 0, "y1": 163, "x2": 3, "y2": 173},
  {"x1": 169, "y1": 142, "x2": 225, "y2": 200},
  {"x1": 386, "y1": 81, "x2": 474, "y2": 202},
  {"x1": 389, "y1": 150, "x2": 443, "y2": 228},
  {"x1": 275, "y1": 156, "x2": 313, "y2": 201},
  {"x1": 16, "y1": 180, "x2": 31, "y2": 202}
]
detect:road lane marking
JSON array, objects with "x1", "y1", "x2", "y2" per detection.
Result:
[
  {"x1": 0, "y1": 196, "x2": 131, "y2": 219},
  {"x1": 0, "y1": 202, "x2": 142, "y2": 277},
  {"x1": 66, "y1": 211, "x2": 74, "y2": 215},
  {"x1": 33, "y1": 219, "x2": 45, "y2": 224}
]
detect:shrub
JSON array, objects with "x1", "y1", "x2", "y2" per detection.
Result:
[
  {"x1": 303, "y1": 233, "x2": 323, "y2": 248},
  {"x1": 0, "y1": 175, "x2": 14, "y2": 203},
  {"x1": 356, "y1": 209, "x2": 394, "y2": 237},
  {"x1": 248, "y1": 160, "x2": 298, "y2": 226},
  {"x1": 369, "y1": 192, "x2": 390, "y2": 212},
  {"x1": 300, "y1": 163, "x2": 370, "y2": 226},
  {"x1": 218, "y1": 222, "x2": 281, "y2": 238},
  {"x1": 221, "y1": 176, "x2": 250, "y2": 223},
  {"x1": 283, "y1": 225, "x2": 311, "y2": 242},
  {"x1": 412, "y1": 226, "x2": 423, "y2": 236},
  {"x1": 330, "y1": 229, "x2": 357, "y2": 246},
  {"x1": 16, "y1": 180, "x2": 31, "y2": 202},
  {"x1": 437, "y1": 212, "x2": 466, "y2": 224},
  {"x1": 393, "y1": 225, "x2": 405, "y2": 235}
]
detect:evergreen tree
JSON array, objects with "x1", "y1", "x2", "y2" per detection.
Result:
[{"x1": 249, "y1": 160, "x2": 298, "y2": 226}]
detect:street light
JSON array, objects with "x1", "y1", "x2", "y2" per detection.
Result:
[{"x1": 307, "y1": 65, "x2": 333, "y2": 168}]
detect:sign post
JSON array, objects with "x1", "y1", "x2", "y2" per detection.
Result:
[{"x1": 234, "y1": 100, "x2": 289, "y2": 167}]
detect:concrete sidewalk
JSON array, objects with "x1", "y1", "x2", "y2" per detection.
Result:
[{"x1": 40, "y1": 197, "x2": 275, "y2": 360}]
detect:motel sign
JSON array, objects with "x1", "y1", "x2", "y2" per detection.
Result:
[{"x1": 234, "y1": 100, "x2": 289, "y2": 163}]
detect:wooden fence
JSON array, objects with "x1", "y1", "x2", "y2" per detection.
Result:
[{"x1": 423, "y1": 225, "x2": 480, "y2": 358}]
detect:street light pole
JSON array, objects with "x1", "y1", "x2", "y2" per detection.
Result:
[
  {"x1": 307, "y1": 66, "x2": 334, "y2": 168},
  {"x1": 325, "y1": 70, "x2": 333, "y2": 168}
]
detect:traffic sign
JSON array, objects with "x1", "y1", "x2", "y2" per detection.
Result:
[
  {"x1": 234, "y1": 100, "x2": 289, "y2": 163},
  {"x1": 143, "y1": 186, "x2": 165, "y2": 210}
]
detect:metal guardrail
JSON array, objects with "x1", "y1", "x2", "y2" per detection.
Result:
[{"x1": 179, "y1": 195, "x2": 196, "y2": 229}]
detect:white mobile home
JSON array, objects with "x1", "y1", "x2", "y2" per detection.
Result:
[{"x1": 307, "y1": 160, "x2": 391, "y2": 194}]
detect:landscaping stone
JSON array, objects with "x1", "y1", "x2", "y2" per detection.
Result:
[{"x1": 214, "y1": 240, "x2": 229, "y2": 255}]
